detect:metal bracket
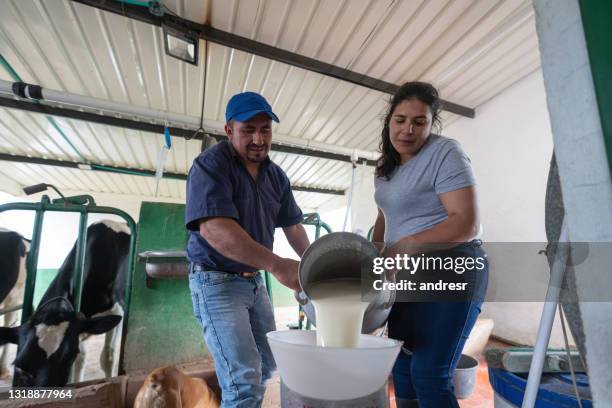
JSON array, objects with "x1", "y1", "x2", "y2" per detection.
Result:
[{"x1": 138, "y1": 250, "x2": 189, "y2": 288}]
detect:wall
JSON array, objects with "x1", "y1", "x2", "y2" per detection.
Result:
[{"x1": 445, "y1": 69, "x2": 573, "y2": 347}]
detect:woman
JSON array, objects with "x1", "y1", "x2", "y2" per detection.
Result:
[{"x1": 372, "y1": 82, "x2": 488, "y2": 408}]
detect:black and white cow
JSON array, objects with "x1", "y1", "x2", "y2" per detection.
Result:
[
  {"x1": 0, "y1": 229, "x2": 30, "y2": 379},
  {"x1": 0, "y1": 220, "x2": 131, "y2": 387}
]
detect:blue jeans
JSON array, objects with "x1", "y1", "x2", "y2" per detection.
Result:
[
  {"x1": 188, "y1": 270, "x2": 276, "y2": 408},
  {"x1": 388, "y1": 243, "x2": 488, "y2": 408}
]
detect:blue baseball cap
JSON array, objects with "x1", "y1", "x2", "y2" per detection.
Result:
[{"x1": 225, "y1": 92, "x2": 280, "y2": 123}]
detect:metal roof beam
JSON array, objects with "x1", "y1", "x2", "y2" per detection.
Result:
[
  {"x1": 0, "y1": 95, "x2": 377, "y2": 166},
  {"x1": 0, "y1": 153, "x2": 345, "y2": 196},
  {"x1": 71, "y1": 0, "x2": 475, "y2": 118}
]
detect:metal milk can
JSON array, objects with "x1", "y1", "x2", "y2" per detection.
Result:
[{"x1": 295, "y1": 232, "x2": 395, "y2": 334}]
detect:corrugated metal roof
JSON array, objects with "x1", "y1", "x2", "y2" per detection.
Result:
[
  {"x1": 0, "y1": 0, "x2": 539, "y2": 209},
  {"x1": 0, "y1": 158, "x2": 352, "y2": 210}
]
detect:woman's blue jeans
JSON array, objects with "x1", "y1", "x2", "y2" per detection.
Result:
[
  {"x1": 388, "y1": 242, "x2": 488, "y2": 408},
  {"x1": 188, "y1": 269, "x2": 276, "y2": 408}
]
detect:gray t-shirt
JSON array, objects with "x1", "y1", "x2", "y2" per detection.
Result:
[{"x1": 374, "y1": 134, "x2": 475, "y2": 245}]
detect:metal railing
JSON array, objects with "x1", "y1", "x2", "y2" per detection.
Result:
[{"x1": 0, "y1": 194, "x2": 137, "y2": 381}]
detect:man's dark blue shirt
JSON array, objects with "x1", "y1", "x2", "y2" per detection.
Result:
[{"x1": 185, "y1": 141, "x2": 303, "y2": 273}]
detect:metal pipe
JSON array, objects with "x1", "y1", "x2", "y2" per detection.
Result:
[
  {"x1": 117, "y1": 212, "x2": 137, "y2": 375},
  {"x1": 18, "y1": 201, "x2": 46, "y2": 323},
  {"x1": 0, "y1": 78, "x2": 197, "y2": 129},
  {"x1": 0, "y1": 153, "x2": 345, "y2": 196},
  {"x1": 0, "y1": 79, "x2": 379, "y2": 162},
  {"x1": 0, "y1": 96, "x2": 377, "y2": 166},
  {"x1": 41, "y1": 87, "x2": 200, "y2": 129},
  {"x1": 72, "y1": 212, "x2": 89, "y2": 312},
  {"x1": 137, "y1": 250, "x2": 187, "y2": 259},
  {"x1": 522, "y1": 220, "x2": 570, "y2": 408},
  {"x1": 319, "y1": 222, "x2": 332, "y2": 235}
]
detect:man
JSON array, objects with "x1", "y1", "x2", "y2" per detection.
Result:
[{"x1": 185, "y1": 91, "x2": 310, "y2": 407}]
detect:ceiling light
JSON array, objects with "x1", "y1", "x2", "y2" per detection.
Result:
[{"x1": 162, "y1": 22, "x2": 199, "y2": 65}]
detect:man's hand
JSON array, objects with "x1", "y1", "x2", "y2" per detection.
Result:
[
  {"x1": 269, "y1": 257, "x2": 301, "y2": 291},
  {"x1": 373, "y1": 241, "x2": 385, "y2": 252}
]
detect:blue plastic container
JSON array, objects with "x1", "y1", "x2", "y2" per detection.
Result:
[{"x1": 488, "y1": 367, "x2": 592, "y2": 407}]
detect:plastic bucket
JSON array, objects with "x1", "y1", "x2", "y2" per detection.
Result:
[
  {"x1": 267, "y1": 330, "x2": 401, "y2": 401},
  {"x1": 453, "y1": 354, "x2": 479, "y2": 399},
  {"x1": 488, "y1": 366, "x2": 593, "y2": 407}
]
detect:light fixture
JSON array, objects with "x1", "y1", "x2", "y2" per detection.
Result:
[{"x1": 162, "y1": 22, "x2": 199, "y2": 65}]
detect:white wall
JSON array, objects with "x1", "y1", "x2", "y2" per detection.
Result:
[{"x1": 445, "y1": 69, "x2": 573, "y2": 347}]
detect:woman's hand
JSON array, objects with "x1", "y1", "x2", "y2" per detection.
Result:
[{"x1": 382, "y1": 236, "x2": 418, "y2": 259}]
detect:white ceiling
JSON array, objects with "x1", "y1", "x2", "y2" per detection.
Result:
[{"x1": 0, "y1": 0, "x2": 540, "y2": 210}]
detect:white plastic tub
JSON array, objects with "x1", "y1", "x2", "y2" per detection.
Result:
[{"x1": 267, "y1": 330, "x2": 401, "y2": 401}]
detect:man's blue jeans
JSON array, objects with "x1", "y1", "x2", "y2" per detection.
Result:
[{"x1": 188, "y1": 269, "x2": 276, "y2": 408}]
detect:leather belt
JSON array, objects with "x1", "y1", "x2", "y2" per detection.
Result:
[
  {"x1": 468, "y1": 239, "x2": 483, "y2": 248},
  {"x1": 190, "y1": 263, "x2": 258, "y2": 278}
]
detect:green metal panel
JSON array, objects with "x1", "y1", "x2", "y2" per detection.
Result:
[
  {"x1": 268, "y1": 276, "x2": 297, "y2": 307},
  {"x1": 579, "y1": 0, "x2": 612, "y2": 177},
  {"x1": 123, "y1": 202, "x2": 208, "y2": 373},
  {"x1": 22, "y1": 206, "x2": 44, "y2": 322}
]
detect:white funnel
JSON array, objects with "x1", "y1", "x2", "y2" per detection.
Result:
[{"x1": 267, "y1": 330, "x2": 401, "y2": 401}]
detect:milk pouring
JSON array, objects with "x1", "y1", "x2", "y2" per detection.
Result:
[
  {"x1": 297, "y1": 232, "x2": 395, "y2": 334},
  {"x1": 308, "y1": 279, "x2": 369, "y2": 347},
  {"x1": 265, "y1": 232, "x2": 401, "y2": 407}
]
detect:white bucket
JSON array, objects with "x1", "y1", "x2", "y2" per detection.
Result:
[
  {"x1": 267, "y1": 330, "x2": 402, "y2": 401},
  {"x1": 453, "y1": 354, "x2": 479, "y2": 399}
]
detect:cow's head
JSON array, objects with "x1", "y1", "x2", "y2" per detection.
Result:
[{"x1": 0, "y1": 297, "x2": 121, "y2": 386}]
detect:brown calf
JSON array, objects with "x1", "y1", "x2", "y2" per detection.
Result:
[{"x1": 134, "y1": 365, "x2": 220, "y2": 408}]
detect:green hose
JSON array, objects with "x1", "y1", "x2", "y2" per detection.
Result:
[
  {"x1": 117, "y1": 0, "x2": 164, "y2": 16},
  {"x1": 118, "y1": 0, "x2": 151, "y2": 7},
  {"x1": 0, "y1": 54, "x2": 20, "y2": 81}
]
